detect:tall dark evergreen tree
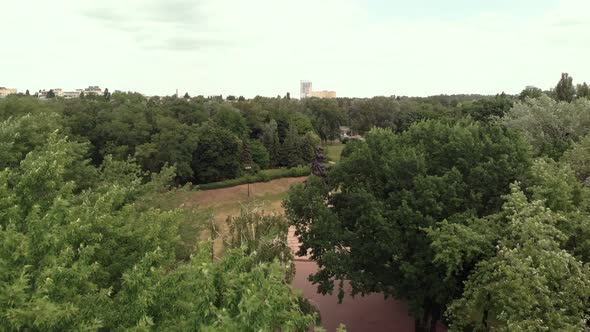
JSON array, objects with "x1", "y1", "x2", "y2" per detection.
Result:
[
  {"x1": 310, "y1": 146, "x2": 326, "y2": 178},
  {"x1": 555, "y1": 72, "x2": 576, "y2": 102},
  {"x1": 577, "y1": 82, "x2": 590, "y2": 99},
  {"x1": 240, "y1": 139, "x2": 253, "y2": 169},
  {"x1": 281, "y1": 123, "x2": 301, "y2": 167},
  {"x1": 262, "y1": 120, "x2": 281, "y2": 167},
  {"x1": 103, "y1": 88, "x2": 111, "y2": 101}
]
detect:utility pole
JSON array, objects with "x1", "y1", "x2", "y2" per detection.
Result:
[{"x1": 245, "y1": 166, "x2": 252, "y2": 198}]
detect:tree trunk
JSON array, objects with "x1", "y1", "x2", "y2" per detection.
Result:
[{"x1": 415, "y1": 304, "x2": 442, "y2": 332}]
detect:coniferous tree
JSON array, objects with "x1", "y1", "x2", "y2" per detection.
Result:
[
  {"x1": 262, "y1": 120, "x2": 281, "y2": 167},
  {"x1": 577, "y1": 82, "x2": 590, "y2": 99},
  {"x1": 240, "y1": 139, "x2": 253, "y2": 170},
  {"x1": 310, "y1": 146, "x2": 326, "y2": 178},
  {"x1": 281, "y1": 122, "x2": 301, "y2": 167},
  {"x1": 555, "y1": 73, "x2": 576, "y2": 102}
]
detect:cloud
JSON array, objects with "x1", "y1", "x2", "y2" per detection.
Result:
[
  {"x1": 138, "y1": 37, "x2": 232, "y2": 51},
  {"x1": 81, "y1": 0, "x2": 219, "y2": 51},
  {"x1": 81, "y1": 0, "x2": 205, "y2": 24},
  {"x1": 553, "y1": 18, "x2": 590, "y2": 27}
]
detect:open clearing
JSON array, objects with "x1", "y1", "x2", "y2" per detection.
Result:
[
  {"x1": 166, "y1": 174, "x2": 417, "y2": 332},
  {"x1": 324, "y1": 142, "x2": 345, "y2": 162},
  {"x1": 170, "y1": 176, "x2": 307, "y2": 257}
]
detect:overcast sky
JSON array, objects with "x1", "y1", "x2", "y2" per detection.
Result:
[{"x1": 2, "y1": 0, "x2": 589, "y2": 98}]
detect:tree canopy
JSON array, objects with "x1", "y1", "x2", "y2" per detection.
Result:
[{"x1": 285, "y1": 121, "x2": 532, "y2": 329}]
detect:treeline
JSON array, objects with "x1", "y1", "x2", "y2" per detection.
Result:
[
  {"x1": 1, "y1": 90, "x2": 509, "y2": 185},
  {"x1": 285, "y1": 73, "x2": 590, "y2": 331}
]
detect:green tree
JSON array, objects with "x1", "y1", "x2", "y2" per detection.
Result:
[
  {"x1": 554, "y1": 72, "x2": 576, "y2": 102},
  {"x1": 46, "y1": 89, "x2": 56, "y2": 98},
  {"x1": 562, "y1": 134, "x2": 590, "y2": 184},
  {"x1": 348, "y1": 96, "x2": 400, "y2": 134},
  {"x1": 213, "y1": 105, "x2": 249, "y2": 138},
  {"x1": 183, "y1": 92, "x2": 190, "y2": 99},
  {"x1": 0, "y1": 133, "x2": 316, "y2": 330},
  {"x1": 262, "y1": 120, "x2": 281, "y2": 167},
  {"x1": 240, "y1": 139, "x2": 254, "y2": 170},
  {"x1": 281, "y1": 122, "x2": 302, "y2": 167},
  {"x1": 447, "y1": 185, "x2": 590, "y2": 331},
  {"x1": 25, "y1": 89, "x2": 30, "y2": 96},
  {"x1": 284, "y1": 121, "x2": 531, "y2": 330},
  {"x1": 192, "y1": 123, "x2": 241, "y2": 183},
  {"x1": 460, "y1": 95, "x2": 513, "y2": 122},
  {"x1": 519, "y1": 86, "x2": 544, "y2": 100},
  {"x1": 501, "y1": 95, "x2": 590, "y2": 158},
  {"x1": 300, "y1": 132, "x2": 321, "y2": 163},
  {"x1": 290, "y1": 112, "x2": 315, "y2": 135},
  {"x1": 304, "y1": 98, "x2": 345, "y2": 141},
  {"x1": 577, "y1": 82, "x2": 590, "y2": 99},
  {"x1": 135, "y1": 116, "x2": 199, "y2": 183},
  {"x1": 103, "y1": 88, "x2": 111, "y2": 101},
  {"x1": 0, "y1": 113, "x2": 64, "y2": 169},
  {"x1": 250, "y1": 140, "x2": 270, "y2": 169}
]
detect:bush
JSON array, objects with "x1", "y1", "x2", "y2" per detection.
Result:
[{"x1": 194, "y1": 166, "x2": 310, "y2": 190}]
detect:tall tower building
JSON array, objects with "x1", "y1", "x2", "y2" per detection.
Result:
[{"x1": 300, "y1": 80, "x2": 312, "y2": 99}]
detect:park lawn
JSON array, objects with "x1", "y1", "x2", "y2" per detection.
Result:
[
  {"x1": 152, "y1": 142, "x2": 347, "y2": 256},
  {"x1": 154, "y1": 145, "x2": 345, "y2": 258},
  {"x1": 323, "y1": 142, "x2": 345, "y2": 162},
  {"x1": 155, "y1": 177, "x2": 307, "y2": 258}
]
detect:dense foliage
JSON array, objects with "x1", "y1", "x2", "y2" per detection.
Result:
[
  {"x1": 0, "y1": 91, "x2": 487, "y2": 185},
  {"x1": 0, "y1": 126, "x2": 316, "y2": 330},
  {"x1": 285, "y1": 75, "x2": 590, "y2": 331},
  {"x1": 4, "y1": 72, "x2": 590, "y2": 331}
]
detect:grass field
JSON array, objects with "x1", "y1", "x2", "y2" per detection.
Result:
[
  {"x1": 158, "y1": 144, "x2": 344, "y2": 257},
  {"x1": 159, "y1": 177, "x2": 307, "y2": 257},
  {"x1": 323, "y1": 142, "x2": 345, "y2": 162}
]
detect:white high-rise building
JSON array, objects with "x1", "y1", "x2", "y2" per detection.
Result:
[{"x1": 300, "y1": 80, "x2": 312, "y2": 99}]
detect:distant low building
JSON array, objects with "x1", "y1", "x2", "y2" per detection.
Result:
[
  {"x1": 299, "y1": 80, "x2": 336, "y2": 99},
  {"x1": 311, "y1": 90, "x2": 337, "y2": 99},
  {"x1": 63, "y1": 90, "x2": 83, "y2": 99},
  {"x1": 84, "y1": 86, "x2": 103, "y2": 95},
  {"x1": 339, "y1": 126, "x2": 351, "y2": 136},
  {"x1": 0, "y1": 87, "x2": 17, "y2": 98},
  {"x1": 53, "y1": 88, "x2": 64, "y2": 97}
]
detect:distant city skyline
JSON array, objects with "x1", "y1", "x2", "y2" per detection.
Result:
[{"x1": 2, "y1": 0, "x2": 590, "y2": 98}]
